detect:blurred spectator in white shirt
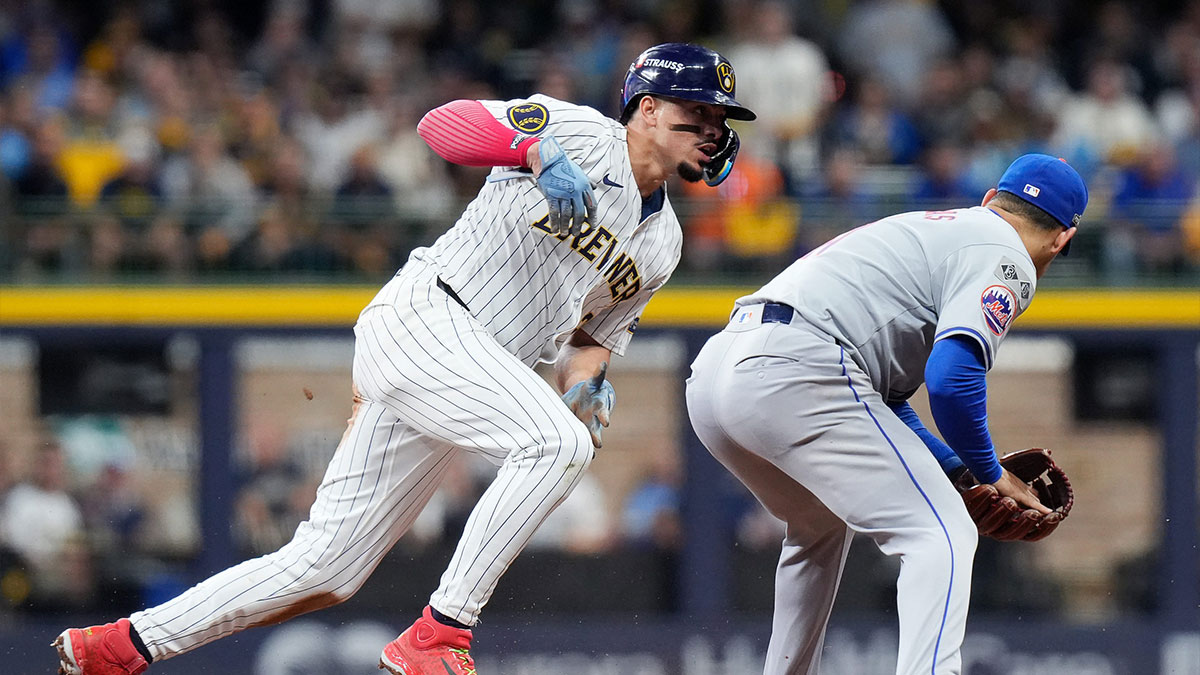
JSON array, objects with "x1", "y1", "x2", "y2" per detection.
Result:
[
  {"x1": 0, "y1": 442, "x2": 84, "y2": 581},
  {"x1": 377, "y1": 98, "x2": 455, "y2": 221},
  {"x1": 292, "y1": 82, "x2": 386, "y2": 194},
  {"x1": 1052, "y1": 59, "x2": 1159, "y2": 167},
  {"x1": 727, "y1": 0, "x2": 833, "y2": 184}
]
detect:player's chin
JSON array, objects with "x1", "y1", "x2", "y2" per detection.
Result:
[{"x1": 677, "y1": 161, "x2": 705, "y2": 183}]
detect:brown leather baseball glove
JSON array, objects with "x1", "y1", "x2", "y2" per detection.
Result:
[{"x1": 951, "y1": 448, "x2": 1074, "y2": 542}]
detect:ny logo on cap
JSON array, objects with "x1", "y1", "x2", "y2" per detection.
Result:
[{"x1": 1024, "y1": 184, "x2": 1041, "y2": 197}]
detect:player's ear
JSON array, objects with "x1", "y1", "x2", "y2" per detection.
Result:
[
  {"x1": 639, "y1": 95, "x2": 660, "y2": 127},
  {"x1": 1051, "y1": 226, "x2": 1076, "y2": 255},
  {"x1": 980, "y1": 188, "x2": 998, "y2": 206}
]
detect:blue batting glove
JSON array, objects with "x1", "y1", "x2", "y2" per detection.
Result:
[
  {"x1": 561, "y1": 362, "x2": 616, "y2": 448},
  {"x1": 535, "y1": 135, "x2": 596, "y2": 236}
]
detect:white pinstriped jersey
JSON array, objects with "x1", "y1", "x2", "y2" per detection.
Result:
[
  {"x1": 399, "y1": 94, "x2": 683, "y2": 367},
  {"x1": 737, "y1": 206, "x2": 1037, "y2": 401},
  {"x1": 111, "y1": 95, "x2": 686, "y2": 663}
]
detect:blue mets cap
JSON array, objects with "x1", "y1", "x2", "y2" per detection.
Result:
[{"x1": 998, "y1": 154, "x2": 1088, "y2": 254}]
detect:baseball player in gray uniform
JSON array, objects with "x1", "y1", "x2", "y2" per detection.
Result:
[
  {"x1": 54, "y1": 43, "x2": 755, "y2": 675},
  {"x1": 686, "y1": 154, "x2": 1087, "y2": 675}
]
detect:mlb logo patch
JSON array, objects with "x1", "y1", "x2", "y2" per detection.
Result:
[
  {"x1": 980, "y1": 285, "x2": 1016, "y2": 336},
  {"x1": 1024, "y1": 184, "x2": 1041, "y2": 197},
  {"x1": 734, "y1": 305, "x2": 762, "y2": 324}
]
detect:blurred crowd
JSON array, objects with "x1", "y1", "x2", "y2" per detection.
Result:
[
  {"x1": 0, "y1": 415, "x2": 700, "y2": 616},
  {"x1": 0, "y1": 418, "x2": 200, "y2": 616},
  {"x1": 0, "y1": 0, "x2": 1197, "y2": 283},
  {"x1": 0, "y1": 414, "x2": 1072, "y2": 617}
]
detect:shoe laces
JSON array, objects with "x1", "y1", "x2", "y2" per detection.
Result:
[{"x1": 449, "y1": 647, "x2": 476, "y2": 675}]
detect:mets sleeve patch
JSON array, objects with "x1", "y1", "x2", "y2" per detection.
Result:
[{"x1": 980, "y1": 284, "x2": 1016, "y2": 336}]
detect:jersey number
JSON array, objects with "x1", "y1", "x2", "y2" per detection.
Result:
[{"x1": 923, "y1": 210, "x2": 958, "y2": 220}]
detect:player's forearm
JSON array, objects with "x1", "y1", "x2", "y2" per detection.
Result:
[
  {"x1": 925, "y1": 336, "x2": 1002, "y2": 483},
  {"x1": 887, "y1": 400, "x2": 964, "y2": 475},
  {"x1": 418, "y1": 99, "x2": 541, "y2": 168}
]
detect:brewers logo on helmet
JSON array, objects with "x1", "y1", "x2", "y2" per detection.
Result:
[{"x1": 716, "y1": 63, "x2": 734, "y2": 94}]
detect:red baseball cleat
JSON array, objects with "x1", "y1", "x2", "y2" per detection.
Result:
[
  {"x1": 379, "y1": 606, "x2": 477, "y2": 675},
  {"x1": 53, "y1": 618, "x2": 149, "y2": 675}
]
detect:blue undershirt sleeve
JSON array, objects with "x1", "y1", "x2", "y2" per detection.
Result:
[
  {"x1": 925, "y1": 334, "x2": 1002, "y2": 484},
  {"x1": 887, "y1": 400, "x2": 964, "y2": 475}
]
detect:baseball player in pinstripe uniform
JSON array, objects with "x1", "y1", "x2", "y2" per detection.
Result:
[
  {"x1": 686, "y1": 154, "x2": 1087, "y2": 675},
  {"x1": 54, "y1": 43, "x2": 755, "y2": 675}
]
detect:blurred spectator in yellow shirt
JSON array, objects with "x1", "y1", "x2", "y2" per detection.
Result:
[
  {"x1": 56, "y1": 72, "x2": 124, "y2": 206},
  {"x1": 681, "y1": 148, "x2": 796, "y2": 276}
]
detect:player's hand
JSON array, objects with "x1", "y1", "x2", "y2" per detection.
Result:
[
  {"x1": 534, "y1": 135, "x2": 596, "y2": 236},
  {"x1": 991, "y1": 468, "x2": 1052, "y2": 515},
  {"x1": 561, "y1": 362, "x2": 615, "y2": 448},
  {"x1": 953, "y1": 449, "x2": 1073, "y2": 541},
  {"x1": 703, "y1": 121, "x2": 740, "y2": 187}
]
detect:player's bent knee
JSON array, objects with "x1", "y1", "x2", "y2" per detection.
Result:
[
  {"x1": 327, "y1": 576, "x2": 370, "y2": 605},
  {"x1": 274, "y1": 530, "x2": 380, "y2": 606},
  {"x1": 526, "y1": 419, "x2": 595, "y2": 461},
  {"x1": 566, "y1": 424, "x2": 596, "y2": 462},
  {"x1": 300, "y1": 569, "x2": 372, "y2": 609},
  {"x1": 546, "y1": 430, "x2": 594, "y2": 471},
  {"x1": 504, "y1": 418, "x2": 595, "y2": 477},
  {"x1": 277, "y1": 583, "x2": 360, "y2": 621}
]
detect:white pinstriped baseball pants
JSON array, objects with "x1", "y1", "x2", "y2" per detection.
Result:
[
  {"x1": 130, "y1": 262, "x2": 595, "y2": 661},
  {"x1": 686, "y1": 318, "x2": 977, "y2": 675}
]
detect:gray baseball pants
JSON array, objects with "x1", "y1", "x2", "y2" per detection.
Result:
[{"x1": 685, "y1": 307, "x2": 977, "y2": 675}]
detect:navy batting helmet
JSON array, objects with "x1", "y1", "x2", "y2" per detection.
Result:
[{"x1": 620, "y1": 43, "x2": 757, "y2": 123}]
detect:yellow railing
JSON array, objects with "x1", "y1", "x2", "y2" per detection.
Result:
[{"x1": 1, "y1": 286, "x2": 1197, "y2": 328}]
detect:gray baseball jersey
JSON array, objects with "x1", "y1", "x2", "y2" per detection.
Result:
[
  {"x1": 688, "y1": 205, "x2": 1037, "y2": 674},
  {"x1": 737, "y1": 206, "x2": 1037, "y2": 400}
]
